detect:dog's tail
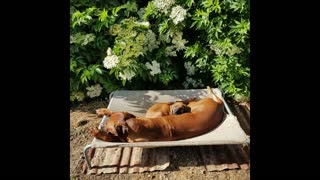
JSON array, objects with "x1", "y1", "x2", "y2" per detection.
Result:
[{"x1": 207, "y1": 86, "x2": 223, "y2": 104}]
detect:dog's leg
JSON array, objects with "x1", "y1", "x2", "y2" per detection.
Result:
[
  {"x1": 207, "y1": 86, "x2": 222, "y2": 104},
  {"x1": 88, "y1": 127, "x2": 118, "y2": 142},
  {"x1": 96, "y1": 108, "x2": 113, "y2": 117}
]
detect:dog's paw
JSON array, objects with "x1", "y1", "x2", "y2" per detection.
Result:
[
  {"x1": 121, "y1": 125, "x2": 129, "y2": 134},
  {"x1": 95, "y1": 109, "x2": 105, "y2": 117},
  {"x1": 96, "y1": 108, "x2": 112, "y2": 117}
]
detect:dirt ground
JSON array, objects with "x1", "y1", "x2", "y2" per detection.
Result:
[{"x1": 70, "y1": 100, "x2": 250, "y2": 180}]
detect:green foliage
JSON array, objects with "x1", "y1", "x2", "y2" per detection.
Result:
[
  {"x1": 70, "y1": 0, "x2": 250, "y2": 103},
  {"x1": 187, "y1": 0, "x2": 250, "y2": 101}
]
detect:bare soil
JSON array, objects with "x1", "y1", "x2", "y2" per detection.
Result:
[{"x1": 70, "y1": 100, "x2": 250, "y2": 180}]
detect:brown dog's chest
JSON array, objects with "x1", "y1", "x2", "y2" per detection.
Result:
[{"x1": 125, "y1": 117, "x2": 174, "y2": 142}]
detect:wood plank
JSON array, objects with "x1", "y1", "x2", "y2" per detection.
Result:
[{"x1": 119, "y1": 147, "x2": 132, "y2": 174}]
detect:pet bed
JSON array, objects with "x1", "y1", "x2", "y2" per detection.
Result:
[{"x1": 84, "y1": 88, "x2": 250, "y2": 169}]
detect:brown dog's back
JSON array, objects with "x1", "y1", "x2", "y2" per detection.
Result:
[
  {"x1": 145, "y1": 103, "x2": 171, "y2": 118},
  {"x1": 145, "y1": 101, "x2": 192, "y2": 118},
  {"x1": 166, "y1": 98, "x2": 224, "y2": 140}
]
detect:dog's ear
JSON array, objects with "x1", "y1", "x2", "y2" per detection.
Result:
[
  {"x1": 89, "y1": 127, "x2": 118, "y2": 142},
  {"x1": 122, "y1": 112, "x2": 136, "y2": 120},
  {"x1": 183, "y1": 106, "x2": 191, "y2": 113},
  {"x1": 96, "y1": 108, "x2": 113, "y2": 117},
  {"x1": 126, "y1": 118, "x2": 140, "y2": 133},
  {"x1": 105, "y1": 112, "x2": 134, "y2": 136},
  {"x1": 114, "y1": 112, "x2": 133, "y2": 135}
]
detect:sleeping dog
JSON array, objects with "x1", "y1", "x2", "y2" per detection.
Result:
[
  {"x1": 90, "y1": 99, "x2": 194, "y2": 141},
  {"x1": 89, "y1": 87, "x2": 224, "y2": 142}
]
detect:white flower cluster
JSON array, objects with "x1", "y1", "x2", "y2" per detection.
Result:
[
  {"x1": 165, "y1": 32, "x2": 188, "y2": 57},
  {"x1": 71, "y1": 92, "x2": 85, "y2": 102},
  {"x1": 146, "y1": 60, "x2": 161, "y2": 76},
  {"x1": 159, "y1": 33, "x2": 171, "y2": 43},
  {"x1": 165, "y1": 46, "x2": 177, "y2": 57},
  {"x1": 184, "y1": 61, "x2": 196, "y2": 75},
  {"x1": 103, "y1": 47, "x2": 119, "y2": 69},
  {"x1": 144, "y1": 30, "x2": 160, "y2": 52},
  {"x1": 183, "y1": 77, "x2": 204, "y2": 88},
  {"x1": 82, "y1": 34, "x2": 96, "y2": 46},
  {"x1": 169, "y1": 5, "x2": 187, "y2": 25},
  {"x1": 172, "y1": 31, "x2": 187, "y2": 51},
  {"x1": 86, "y1": 84, "x2": 103, "y2": 98},
  {"x1": 154, "y1": 0, "x2": 175, "y2": 14},
  {"x1": 119, "y1": 69, "x2": 136, "y2": 81},
  {"x1": 134, "y1": 21, "x2": 150, "y2": 28}
]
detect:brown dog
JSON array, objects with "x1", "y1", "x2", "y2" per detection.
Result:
[
  {"x1": 90, "y1": 87, "x2": 224, "y2": 142},
  {"x1": 91, "y1": 99, "x2": 194, "y2": 142},
  {"x1": 145, "y1": 98, "x2": 195, "y2": 118}
]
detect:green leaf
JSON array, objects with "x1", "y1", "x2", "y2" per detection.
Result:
[
  {"x1": 72, "y1": 21, "x2": 78, "y2": 28},
  {"x1": 122, "y1": 80, "x2": 126, "y2": 86},
  {"x1": 75, "y1": 68, "x2": 83, "y2": 76},
  {"x1": 71, "y1": 11, "x2": 82, "y2": 21},
  {"x1": 95, "y1": 68, "x2": 103, "y2": 74},
  {"x1": 109, "y1": 68, "x2": 116, "y2": 75},
  {"x1": 99, "y1": 9, "x2": 108, "y2": 22},
  {"x1": 212, "y1": 0, "x2": 221, "y2": 13},
  {"x1": 159, "y1": 20, "x2": 169, "y2": 35},
  {"x1": 201, "y1": 0, "x2": 214, "y2": 8},
  {"x1": 185, "y1": 0, "x2": 194, "y2": 8},
  {"x1": 144, "y1": 1, "x2": 155, "y2": 20},
  {"x1": 115, "y1": 70, "x2": 119, "y2": 80},
  {"x1": 80, "y1": 76, "x2": 87, "y2": 84},
  {"x1": 184, "y1": 43, "x2": 199, "y2": 58},
  {"x1": 70, "y1": 60, "x2": 77, "y2": 72},
  {"x1": 112, "y1": 6, "x2": 123, "y2": 16}
]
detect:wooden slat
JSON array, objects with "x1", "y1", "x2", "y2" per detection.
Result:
[
  {"x1": 86, "y1": 147, "x2": 170, "y2": 174},
  {"x1": 119, "y1": 147, "x2": 132, "y2": 174},
  {"x1": 98, "y1": 147, "x2": 122, "y2": 174},
  {"x1": 199, "y1": 145, "x2": 250, "y2": 171},
  {"x1": 154, "y1": 147, "x2": 170, "y2": 171},
  {"x1": 226, "y1": 145, "x2": 249, "y2": 170},
  {"x1": 88, "y1": 148, "x2": 105, "y2": 174}
]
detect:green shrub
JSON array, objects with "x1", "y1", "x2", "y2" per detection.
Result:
[{"x1": 70, "y1": 0, "x2": 250, "y2": 103}]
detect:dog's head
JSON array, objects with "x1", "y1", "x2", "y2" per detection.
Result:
[
  {"x1": 88, "y1": 127, "x2": 120, "y2": 142},
  {"x1": 170, "y1": 102, "x2": 191, "y2": 115},
  {"x1": 96, "y1": 109, "x2": 136, "y2": 137}
]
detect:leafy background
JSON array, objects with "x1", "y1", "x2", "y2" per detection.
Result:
[{"x1": 70, "y1": 0, "x2": 250, "y2": 103}]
